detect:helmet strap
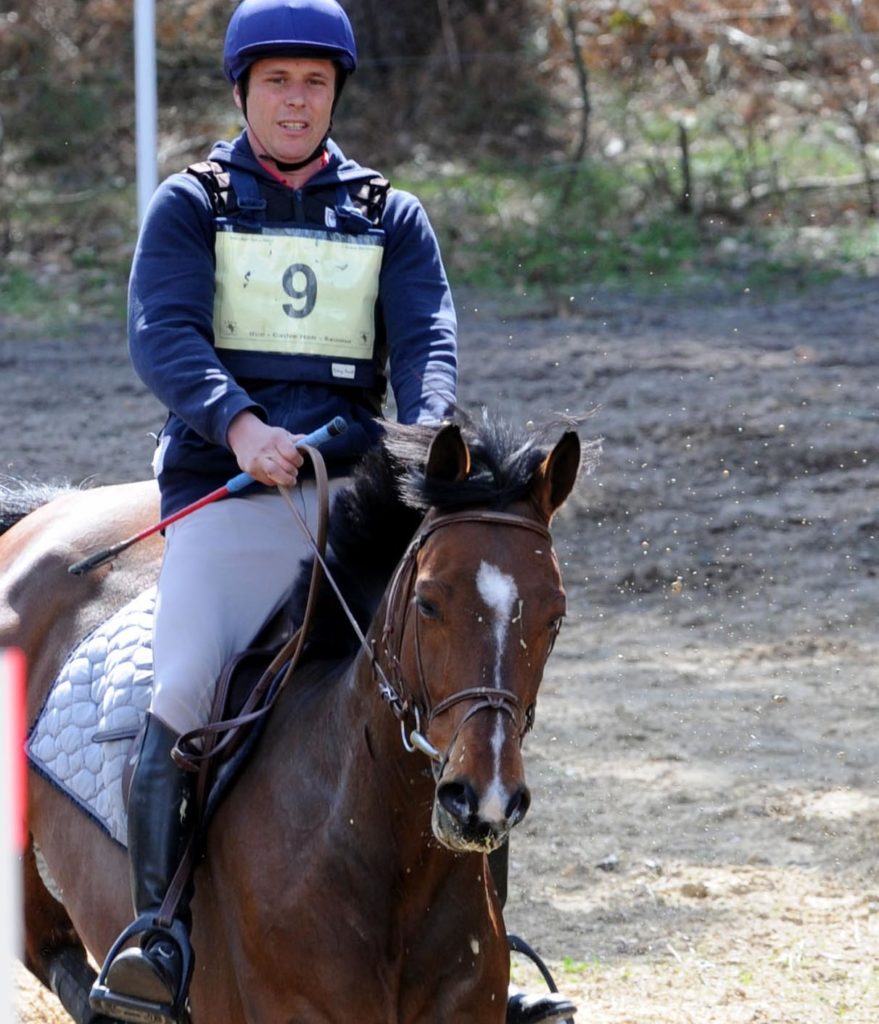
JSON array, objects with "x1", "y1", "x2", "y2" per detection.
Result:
[
  {"x1": 259, "y1": 138, "x2": 328, "y2": 173},
  {"x1": 246, "y1": 119, "x2": 331, "y2": 175}
]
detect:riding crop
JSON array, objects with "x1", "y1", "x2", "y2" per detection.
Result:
[{"x1": 67, "y1": 416, "x2": 347, "y2": 576}]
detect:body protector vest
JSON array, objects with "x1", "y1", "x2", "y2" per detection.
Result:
[{"x1": 186, "y1": 162, "x2": 390, "y2": 398}]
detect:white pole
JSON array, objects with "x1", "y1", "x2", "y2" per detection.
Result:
[
  {"x1": 134, "y1": 0, "x2": 158, "y2": 225},
  {"x1": 0, "y1": 648, "x2": 25, "y2": 1023}
]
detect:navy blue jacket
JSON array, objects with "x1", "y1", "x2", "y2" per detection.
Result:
[{"x1": 129, "y1": 133, "x2": 457, "y2": 516}]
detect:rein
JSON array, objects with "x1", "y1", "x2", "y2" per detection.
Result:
[
  {"x1": 257, "y1": 492, "x2": 558, "y2": 768},
  {"x1": 158, "y1": 462, "x2": 559, "y2": 929},
  {"x1": 174, "y1": 468, "x2": 557, "y2": 777}
]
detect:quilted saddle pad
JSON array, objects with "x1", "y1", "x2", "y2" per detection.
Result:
[{"x1": 27, "y1": 587, "x2": 157, "y2": 847}]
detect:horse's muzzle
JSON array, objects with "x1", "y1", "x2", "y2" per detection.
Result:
[{"x1": 432, "y1": 777, "x2": 532, "y2": 852}]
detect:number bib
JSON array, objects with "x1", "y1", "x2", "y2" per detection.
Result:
[{"x1": 213, "y1": 226, "x2": 383, "y2": 361}]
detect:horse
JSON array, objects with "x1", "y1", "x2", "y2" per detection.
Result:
[{"x1": 2, "y1": 415, "x2": 584, "y2": 1023}]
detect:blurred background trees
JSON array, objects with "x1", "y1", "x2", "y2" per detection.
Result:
[{"x1": 2, "y1": 0, "x2": 878, "y2": 316}]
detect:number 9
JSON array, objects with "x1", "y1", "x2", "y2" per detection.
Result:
[{"x1": 282, "y1": 263, "x2": 317, "y2": 319}]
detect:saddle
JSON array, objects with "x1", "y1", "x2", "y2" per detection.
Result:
[{"x1": 119, "y1": 610, "x2": 299, "y2": 827}]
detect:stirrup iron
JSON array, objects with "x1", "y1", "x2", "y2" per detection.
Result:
[
  {"x1": 507, "y1": 933, "x2": 576, "y2": 1024},
  {"x1": 90, "y1": 915, "x2": 193, "y2": 1024}
]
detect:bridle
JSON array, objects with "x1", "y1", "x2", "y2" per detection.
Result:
[
  {"x1": 171, "y1": 449, "x2": 562, "y2": 780},
  {"x1": 377, "y1": 508, "x2": 561, "y2": 773}
]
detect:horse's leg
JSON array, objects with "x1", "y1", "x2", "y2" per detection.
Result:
[
  {"x1": 488, "y1": 843, "x2": 579, "y2": 1024},
  {"x1": 22, "y1": 839, "x2": 116, "y2": 1024}
]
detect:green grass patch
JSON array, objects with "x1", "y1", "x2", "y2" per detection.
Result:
[
  {"x1": 399, "y1": 157, "x2": 878, "y2": 301},
  {"x1": 0, "y1": 264, "x2": 127, "y2": 331},
  {"x1": 0, "y1": 174, "x2": 136, "y2": 326},
  {"x1": 0, "y1": 268, "x2": 54, "y2": 316}
]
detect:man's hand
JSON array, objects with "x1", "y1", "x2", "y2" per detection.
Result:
[{"x1": 227, "y1": 410, "x2": 305, "y2": 487}]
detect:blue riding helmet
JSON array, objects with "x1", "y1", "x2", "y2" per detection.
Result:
[{"x1": 223, "y1": 0, "x2": 357, "y2": 83}]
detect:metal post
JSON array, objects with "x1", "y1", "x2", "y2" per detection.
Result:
[
  {"x1": 134, "y1": 0, "x2": 158, "y2": 225},
  {"x1": 0, "y1": 648, "x2": 25, "y2": 1018}
]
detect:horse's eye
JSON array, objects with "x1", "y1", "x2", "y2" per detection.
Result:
[{"x1": 415, "y1": 595, "x2": 439, "y2": 619}]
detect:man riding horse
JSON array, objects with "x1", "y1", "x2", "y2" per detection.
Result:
[{"x1": 91, "y1": 2, "x2": 577, "y2": 1022}]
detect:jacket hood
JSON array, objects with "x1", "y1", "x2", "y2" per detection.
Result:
[{"x1": 207, "y1": 133, "x2": 381, "y2": 189}]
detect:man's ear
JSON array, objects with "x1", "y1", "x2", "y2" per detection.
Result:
[{"x1": 233, "y1": 83, "x2": 243, "y2": 110}]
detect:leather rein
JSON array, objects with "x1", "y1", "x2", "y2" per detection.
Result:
[
  {"x1": 173, "y1": 449, "x2": 558, "y2": 776},
  {"x1": 158, "y1": 455, "x2": 559, "y2": 926},
  {"x1": 156, "y1": 448, "x2": 557, "y2": 929}
]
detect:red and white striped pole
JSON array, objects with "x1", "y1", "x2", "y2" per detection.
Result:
[{"x1": 0, "y1": 648, "x2": 25, "y2": 1020}]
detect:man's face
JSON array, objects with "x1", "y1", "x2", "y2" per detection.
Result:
[{"x1": 235, "y1": 57, "x2": 336, "y2": 166}]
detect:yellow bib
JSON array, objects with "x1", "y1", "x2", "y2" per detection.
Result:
[{"x1": 213, "y1": 227, "x2": 383, "y2": 360}]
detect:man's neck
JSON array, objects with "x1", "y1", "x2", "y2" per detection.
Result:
[{"x1": 247, "y1": 130, "x2": 328, "y2": 190}]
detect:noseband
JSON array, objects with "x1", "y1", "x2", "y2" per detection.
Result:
[{"x1": 378, "y1": 509, "x2": 558, "y2": 770}]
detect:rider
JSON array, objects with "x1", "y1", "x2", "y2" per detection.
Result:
[{"x1": 90, "y1": 2, "x2": 575, "y2": 1022}]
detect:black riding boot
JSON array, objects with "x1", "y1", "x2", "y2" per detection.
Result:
[
  {"x1": 489, "y1": 843, "x2": 578, "y2": 1024},
  {"x1": 90, "y1": 713, "x2": 196, "y2": 1024}
]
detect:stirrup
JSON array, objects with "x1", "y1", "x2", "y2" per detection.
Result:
[
  {"x1": 90, "y1": 914, "x2": 193, "y2": 1024},
  {"x1": 507, "y1": 988, "x2": 577, "y2": 1024},
  {"x1": 507, "y1": 934, "x2": 576, "y2": 1024}
]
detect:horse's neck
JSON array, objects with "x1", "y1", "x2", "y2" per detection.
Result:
[
  {"x1": 286, "y1": 647, "x2": 452, "y2": 880},
  {"x1": 340, "y1": 653, "x2": 437, "y2": 834},
  {"x1": 219, "y1": 640, "x2": 494, "y2": 973},
  {"x1": 330, "y1": 669, "x2": 477, "y2": 918}
]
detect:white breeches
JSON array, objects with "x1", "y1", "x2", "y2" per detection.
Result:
[{"x1": 150, "y1": 480, "x2": 347, "y2": 736}]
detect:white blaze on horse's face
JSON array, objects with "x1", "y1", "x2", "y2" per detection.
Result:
[
  {"x1": 421, "y1": 511, "x2": 571, "y2": 855},
  {"x1": 475, "y1": 561, "x2": 520, "y2": 826},
  {"x1": 476, "y1": 561, "x2": 519, "y2": 687}
]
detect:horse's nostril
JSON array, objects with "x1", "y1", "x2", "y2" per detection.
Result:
[
  {"x1": 505, "y1": 785, "x2": 531, "y2": 825},
  {"x1": 437, "y1": 780, "x2": 478, "y2": 823}
]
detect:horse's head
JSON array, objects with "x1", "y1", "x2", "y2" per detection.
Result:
[{"x1": 382, "y1": 423, "x2": 582, "y2": 853}]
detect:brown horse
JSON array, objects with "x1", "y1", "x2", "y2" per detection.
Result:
[{"x1": 2, "y1": 417, "x2": 583, "y2": 1023}]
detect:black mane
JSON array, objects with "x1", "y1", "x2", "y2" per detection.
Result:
[
  {"x1": 288, "y1": 413, "x2": 589, "y2": 658},
  {"x1": 0, "y1": 479, "x2": 72, "y2": 535},
  {"x1": 382, "y1": 415, "x2": 556, "y2": 512}
]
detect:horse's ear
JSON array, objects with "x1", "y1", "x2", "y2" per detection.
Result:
[
  {"x1": 529, "y1": 431, "x2": 581, "y2": 522},
  {"x1": 425, "y1": 423, "x2": 471, "y2": 482}
]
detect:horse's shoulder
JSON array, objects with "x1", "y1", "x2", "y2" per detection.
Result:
[
  {"x1": 41, "y1": 479, "x2": 159, "y2": 538},
  {"x1": 1, "y1": 479, "x2": 158, "y2": 583}
]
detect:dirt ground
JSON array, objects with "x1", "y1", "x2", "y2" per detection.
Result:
[{"x1": 4, "y1": 275, "x2": 879, "y2": 1023}]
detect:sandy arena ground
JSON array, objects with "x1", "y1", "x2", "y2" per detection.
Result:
[{"x1": 5, "y1": 276, "x2": 879, "y2": 1022}]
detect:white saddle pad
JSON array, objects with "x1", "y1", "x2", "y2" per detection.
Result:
[{"x1": 26, "y1": 587, "x2": 157, "y2": 847}]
